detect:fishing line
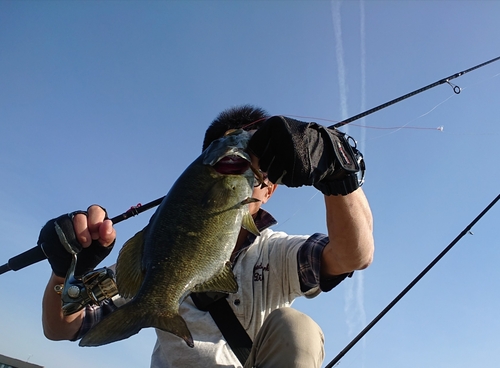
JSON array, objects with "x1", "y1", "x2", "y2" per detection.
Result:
[
  {"x1": 275, "y1": 190, "x2": 320, "y2": 229},
  {"x1": 324, "y1": 193, "x2": 500, "y2": 368},
  {"x1": 351, "y1": 125, "x2": 443, "y2": 131},
  {"x1": 234, "y1": 57, "x2": 500, "y2": 134},
  {"x1": 329, "y1": 55, "x2": 500, "y2": 129},
  {"x1": 241, "y1": 117, "x2": 268, "y2": 130},
  {"x1": 456, "y1": 70, "x2": 500, "y2": 93},
  {"x1": 285, "y1": 114, "x2": 444, "y2": 132},
  {"x1": 355, "y1": 67, "x2": 499, "y2": 138},
  {"x1": 239, "y1": 114, "x2": 441, "y2": 132},
  {"x1": 351, "y1": 93, "x2": 452, "y2": 140},
  {"x1": 288, "y1": 63, "x2": 500, "y2": 134}
]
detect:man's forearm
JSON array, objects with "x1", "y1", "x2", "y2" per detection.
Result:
[
  {"x1": 42, "y1": 273, "x2": 84, "y2": 340},
  {"x1": 321, "y1": 188, "x2": 374, "y2": 276}
]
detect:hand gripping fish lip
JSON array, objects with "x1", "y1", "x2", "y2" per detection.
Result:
[
  {"x1": 202, "y1": 129, "x2": 252, "y2": 167},
  {"x1": 203, "y1": 129, "x2": 265, "y2": 184}
]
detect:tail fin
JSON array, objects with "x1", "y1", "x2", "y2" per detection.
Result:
[{"x1": 79, "y1": 301, "x2": 194, "y2": 348}]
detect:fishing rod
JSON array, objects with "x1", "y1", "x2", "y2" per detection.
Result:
[
  {"x1": 325, "y1": 193, "x2": 500, "y2": 368},
  {"x1": 328, "y1": 55, "x2": 500, "y2": 129},
  {"x1": 0, "y1": 196, "x2": 165, "y2": 275},
  {"x1": 1, "y1": 56, "x2": 499, "y2": 276}
]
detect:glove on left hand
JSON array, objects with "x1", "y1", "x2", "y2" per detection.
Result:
[
  {"x1": 37, "y1": 211, "x2": 115, "y2": 278},
  {"x1": 248, "y1": 116, "x2": 364, "y2": 195}
]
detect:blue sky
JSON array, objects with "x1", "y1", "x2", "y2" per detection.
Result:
[{"x1": 1, "y1": 1, "x2": 499, "y2": 367}]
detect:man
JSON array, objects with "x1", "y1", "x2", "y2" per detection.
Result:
[{"x1": 40, "y1": 105, "x2": 374, "y2": 367}]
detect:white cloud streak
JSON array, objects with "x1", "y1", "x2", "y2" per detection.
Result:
[
  {"x1": 332, "y1": 0, "x2": 368, "y2": 365},
  {"x1": 331, "y1": 0, "x2": 349, "y2": 132},
  {"x1": 359, "y1": 0, "x2": 367, "y2": 154}
]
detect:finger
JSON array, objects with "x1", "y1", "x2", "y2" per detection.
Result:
[
  {"x1": 98, "y1": 219, "x2": 116, "y2": 247},
  {"x1": 72, "y1": 213, "x2": 92, "y2": 248},
  {"x1": 87, "y1": 205, "x2": 107, "y2": 240}
]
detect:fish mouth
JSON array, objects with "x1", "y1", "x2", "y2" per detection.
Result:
[
  {"x1": 212, "y1": 152, "x2": 265, "y2": 186},
  {"x1": 203, "y1": 130, "x2": 263, "y2": 181},
  {"x1": 212, "y1": 155, "x2": 251, "y2": 175}
]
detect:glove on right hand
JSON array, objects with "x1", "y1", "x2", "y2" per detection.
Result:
[
  {"x1": 248, "y1": 116, "x2": 364, "y2": 195},
  {"x1": 37, "y1": 211, "x2": 115, "y2": 278}
]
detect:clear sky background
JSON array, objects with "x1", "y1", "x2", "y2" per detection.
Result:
[{"x1": 1, "y1": 1, "x2": 499, "y2": 367}]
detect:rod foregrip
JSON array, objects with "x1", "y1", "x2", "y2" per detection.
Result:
[
  {"x1": 4, "y1": 245, "x2": 47, "y2": 273},
  {"x1": 0, "y1": 263, "x2": 11, "y2": 275}
]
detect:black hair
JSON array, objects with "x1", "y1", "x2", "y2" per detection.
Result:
[{"x1": 202, "y1": 105, "x2": 269, "y2": 151}]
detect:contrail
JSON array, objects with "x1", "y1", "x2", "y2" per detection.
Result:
[
  {"x1": 359, "y1": 0, "x2": 367, "y2": 154},
  {"x1": 356, "y1": 3, "x2": 368, "y2": 366},
  {"x1": 331, "y1": 0, "x2": 349, "y2": 134},
  {"x1": 332, "y1": 1, "x2": 368, "y2": 365},
  {"x1": 356, "y1": 3, "x2": 368, "y2": 365}
]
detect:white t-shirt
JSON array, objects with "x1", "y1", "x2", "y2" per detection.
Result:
[{"x1": 150, "y1": 228, "x2": 321, "y2": 368}]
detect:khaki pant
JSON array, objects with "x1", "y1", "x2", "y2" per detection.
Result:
[{"x1": 244, "y1": 307, "x2": 325, "y2": 368}]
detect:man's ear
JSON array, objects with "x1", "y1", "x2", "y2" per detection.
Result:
[{"x1": 262, "y1": 183, "x2": 278, "y2": 204}]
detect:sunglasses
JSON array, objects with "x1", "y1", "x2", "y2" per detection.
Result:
[{"x1": 254, "y1": 172, "x2": 269, "y2": 188}]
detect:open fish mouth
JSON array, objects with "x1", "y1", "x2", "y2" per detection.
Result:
[
  {"x1": 213, "y1": 154, "x2": 251, "y2": 175},
  {"x1": 202, "y1": 129, "x2": 265, "y2": 185}
]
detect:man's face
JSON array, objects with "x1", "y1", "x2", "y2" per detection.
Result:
[{"x1": 248, "y1": 153, "x2": 277, "y2": 216}]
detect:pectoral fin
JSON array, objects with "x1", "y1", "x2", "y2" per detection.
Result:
[
  {"x1": 240, "y1": 197, "x2": 260, "y2": 205},
  {"x1": 242, "y1": 211, "x2": 260, "y2": 236},
  {"x1": 193, "y1": 262, "x2": 238, "y2": 294}
]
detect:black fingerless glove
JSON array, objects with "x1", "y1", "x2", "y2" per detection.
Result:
[
  {"x1": 37, "y1": 211, "x2": 115, "y2": 278},
  {"x1": 248, "y1": 116, "x2": 364, "y2": 195}
]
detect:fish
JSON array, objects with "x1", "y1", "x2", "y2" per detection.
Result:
[{"x1": 79, "y1": 129, "x2": 260, "y2": 348}]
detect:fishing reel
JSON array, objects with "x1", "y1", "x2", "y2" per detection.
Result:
[
  {"x1": 346, "y1": 134, "x2": 366, "y2": 187},
  {"x1": 324, "y1": 131, "x2": 366, "y2": 196},
  {"x1": 54, "y1": 252, "x2": 119, "y2": 316}
]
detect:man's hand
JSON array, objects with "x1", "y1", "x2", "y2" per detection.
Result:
[
  {"x1": 248, "y1": 116, "x2": 363, "y2": 195},
  {"x1": 38, "y1": 205, "x2": 116, "y2": 278}
]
